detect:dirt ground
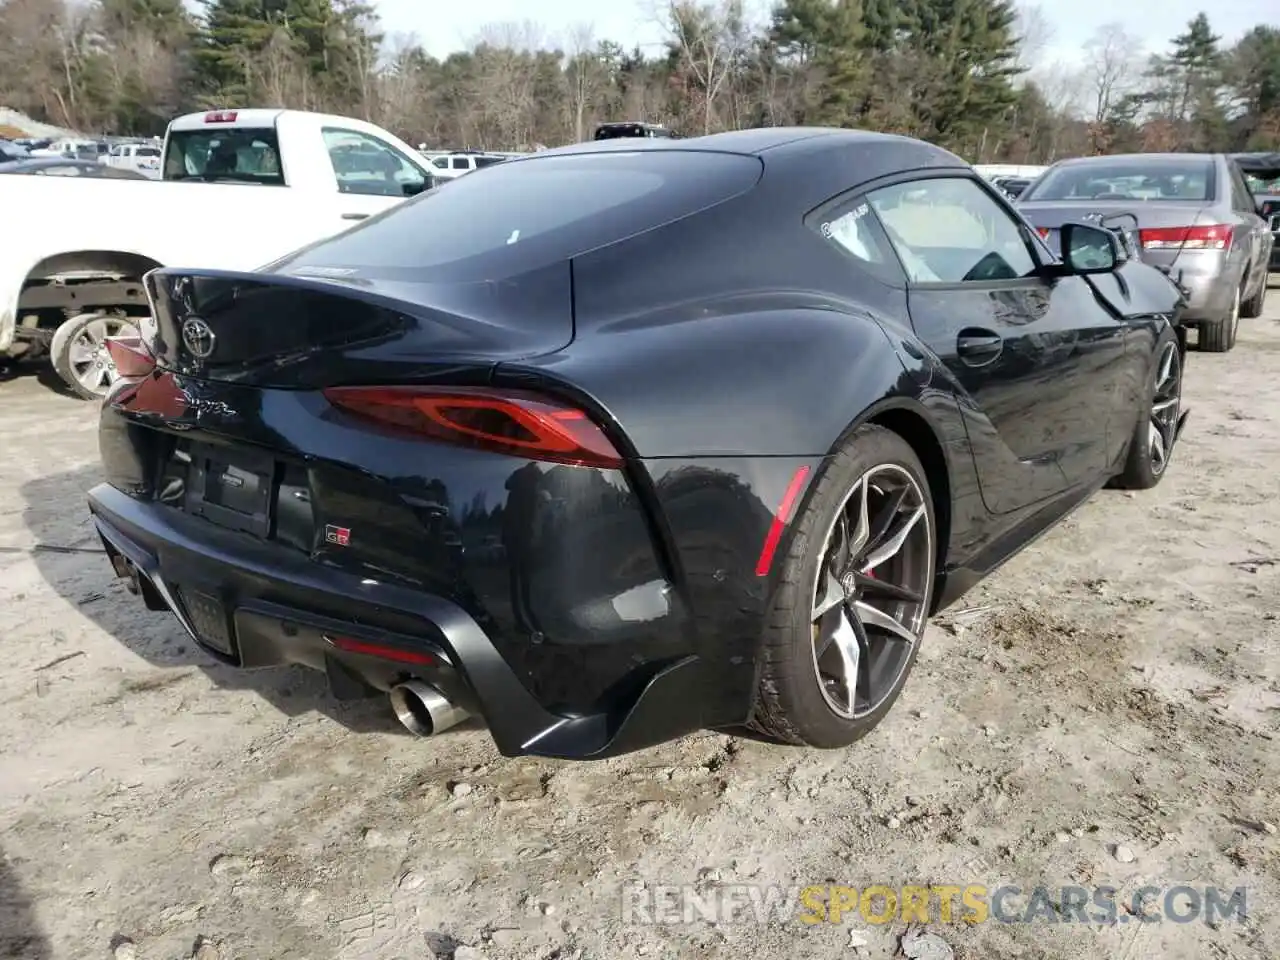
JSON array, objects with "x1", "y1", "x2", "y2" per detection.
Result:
[{"x1": 2, "y1": 292, "x2": 1279, "y2": 960}]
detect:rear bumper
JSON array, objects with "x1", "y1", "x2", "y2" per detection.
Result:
[
  {"x1": 87, "y1": 482, "x2": 709, "y2": 760},
  {"x1": 1170, "y1": 251, "x2": 1237, "y2": 322}
]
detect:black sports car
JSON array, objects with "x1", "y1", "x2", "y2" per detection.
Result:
[{"x1": 87, "y1": 128, "x2": 1189, "y2": 760}]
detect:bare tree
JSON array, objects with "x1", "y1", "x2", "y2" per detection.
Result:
[
  {"x1": 664, "y1": 0, "x2": 747, "y2": 134},
  {"x1": 1083, "y1": 23, "x2": 1142, "y2": 124},
  {"x1": 1013, "y1": 3, "x2": 1054, "y2": 73},
  {"x1": 564, "y1": 23, "x2": 601, "y2": 142}
]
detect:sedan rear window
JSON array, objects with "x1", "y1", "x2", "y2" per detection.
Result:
[
  {"x1": 280, "y1": 151, "x2": 762, "y2": 282},
  {"x1": 1025, "y1": 159, "x2": 1216, "y2": 202}
]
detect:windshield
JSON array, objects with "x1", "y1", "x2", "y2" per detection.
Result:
[
  {"x1": 163, "y1": 126, "x2": 284, "y2": 184},
  {"x1": 1024, "y1": 159, "x2": 1216, "y2": 202},
  {"x1": 276, "y1": 150, "x2": 761, "y2": 283}
]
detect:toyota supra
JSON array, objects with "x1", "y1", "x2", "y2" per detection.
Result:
[{"x1": 88, "y1": 128, "x2": 1190, "y2": 759}]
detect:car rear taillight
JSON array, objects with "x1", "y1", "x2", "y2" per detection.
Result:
[
  {"x1": 1036, "y1": 226, "x2": 1050, "y2": 239},
  {"x1": 1139, "y1": 225, "x2": 1232, "y2": 252},
  {"x1": 105, "y1": 335, "x2": 156, "y2": 378},
  {"x1": 323, "y1": 386, "x2": 624, "y2": 469},
  {"x1": 203, "y1": 111, "x2": 239, "y2": 123}
]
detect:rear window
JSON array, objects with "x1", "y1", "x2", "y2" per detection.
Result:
[
  {"x1": 163, "y1": 126, "x2": 284, "y2": 185},
  {"x1": 278, "y1": 150, "x2": 762, "y2": 282},
  {"x1": 1024, "y1": 159, "x2": 1216, "y2": 202}
]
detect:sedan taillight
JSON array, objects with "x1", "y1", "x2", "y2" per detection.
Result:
[{"x1": 1138, "y1": 225, "x2": 1232, "y2": 252}]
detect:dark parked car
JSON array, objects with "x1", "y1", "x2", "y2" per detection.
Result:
[
  {"x1": 993, "y1": 175, "x2": 1033, "y2": 199},
  {"x1": 87, "y1": 128, "x2": 1189, "y2": 760},
  {"x1": 0, "y1": 157, "x2": 150, "y2": 179},
  {"x1": 594, "y1": 121, "x2": 677, "y2": 140},
  {"x1": 1234, "y1": 151, "x2": 1280, "y2": 274},
  {"x1": 0, "y1": 138, "x2": 30, "y2": 163},
  {"x1": 1017, "y1": 153, "x2": 1273, "y2": 352}
]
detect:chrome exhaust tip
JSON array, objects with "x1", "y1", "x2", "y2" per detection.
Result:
[{"x1": 389, "y1": 680, "x2": 469, "y2": 737}]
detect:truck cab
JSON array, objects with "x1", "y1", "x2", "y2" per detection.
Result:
[{"x1": 162, "y1": 109, "x2": 436, "y2": 214}]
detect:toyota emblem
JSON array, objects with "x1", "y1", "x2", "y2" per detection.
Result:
[{"x1": 181, "y1": 316, "x2": 216, "y2": 359}]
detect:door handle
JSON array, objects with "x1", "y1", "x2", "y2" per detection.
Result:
[
  {"x1": 956, "y1": 329, "x2": 1004, "y2": 365},
  {"x1": 341, "y1": 212, "x2": 369, "y2": 221}
]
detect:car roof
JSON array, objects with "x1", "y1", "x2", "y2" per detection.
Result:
[
  {"x1": 512, "y1": 127, "x2": 968, "y2": 200},
  {"x1": 1052, "y1": 153, "x2": 1220, "y2": 166},
  {"x1": 538, "y1": 126, "x2": 934, "y2": 158}
]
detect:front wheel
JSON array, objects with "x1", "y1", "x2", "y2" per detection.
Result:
[
  {"x1": 50, "y1": 312, "x2": 140, "y2": 400},
  {"x1": 751, "y1": 425, "x2": 936, "y2": 748}
]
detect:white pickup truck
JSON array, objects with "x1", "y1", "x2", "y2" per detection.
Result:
[{"x1": 0, "y1": 108, "x2": 436, "y2": 398}]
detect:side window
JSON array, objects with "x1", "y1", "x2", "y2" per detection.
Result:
[
  {"x1": 431, "y1": 156, "x2": 448, "y2": 169},
  {"x1": 322, "y1": 127, "x2": 427, "y2": 198},
  {"x1": 867, "y1": 177, "x2": 1038, "y2": 283},
  {"x1": 451, "y1": 156, "x2": 470, "y2": 170},
  {"x1": 1228, "y1": 164, "x2": 1255, "y2": 214},
  {"x1": 811, "y1": 198, "x2": 904, "y2": 285}
]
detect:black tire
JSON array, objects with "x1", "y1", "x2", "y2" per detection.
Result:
[
  {"x1": 750, "y1": 424, "x2": 936, "y2": 748},
  {"x1": 1198, "y1": 281, "x2": 1240, "y2": 353},
  {"x1": 50, "y1": 312, "x2": 139, "y2": 400},
  {"x1": 1241, "y1": 271, "x2": 1267, "y2": 319},
  {"x1": 1114, "y1": 333, "x2": 1182, "y2": 490}
]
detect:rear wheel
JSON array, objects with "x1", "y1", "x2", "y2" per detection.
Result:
[
  {"x1": 1198, "y1": 282, "x2": 1240, "y2": 353},
  {"x1": 751, "y1": 426, "x2": 936, "y2": 748},
  {"x1": 1114, "y1": 336, "x2": 1182, "y2": 490},
  {"x1": 1241, "y1": 271, "x2": 1267, "y2": 319},
  {"x1": 50, "y1": 312, "x2": 140, "y2": 400}
]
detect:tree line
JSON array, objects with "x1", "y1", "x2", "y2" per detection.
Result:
[{"x1": 1, "y1": 0, "x2": 1277, "y2": 162}]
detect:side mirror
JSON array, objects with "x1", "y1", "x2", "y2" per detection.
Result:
[{"x1": 1061, "y1": 222, "x2": 1119, "y2": 275}]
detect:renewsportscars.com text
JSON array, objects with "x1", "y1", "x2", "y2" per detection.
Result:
[{"x1": 621, "y1": 883, "x2": 1249, "y2": 926}]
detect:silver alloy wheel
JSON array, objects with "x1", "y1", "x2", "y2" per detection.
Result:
[
  {"x1": 64, "y1": 314, "x2": 140, "y2": 396},
  {"x1": 1149, "y1": 341, "x2": 1181, "y2": 475},
  {"x1": 809, "y1": 464, "x2": 934, "y2": 720},
  {"x1": 1230, "y1": 285, "x2": 1241, "y2": 343}
]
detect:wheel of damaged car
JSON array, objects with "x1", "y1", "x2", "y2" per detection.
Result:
[
  {"x1": 1113, "y1": 334, "x2": 1182, "y2": 490},
  {"x1": 50, "y1": 312, "x2": 141, "y2": 400},
  {"x1": 751, "y1": 425, "x2": 936, "y2": 748}
]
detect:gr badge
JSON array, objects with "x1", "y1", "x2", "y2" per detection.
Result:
[{"x1": 325, "y1": 524, "x2": 351, "y2": 547}]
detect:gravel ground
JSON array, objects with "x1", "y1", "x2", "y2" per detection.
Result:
[{"x1": 2, "y1": 292, "x2": 1279, "y2": 960}]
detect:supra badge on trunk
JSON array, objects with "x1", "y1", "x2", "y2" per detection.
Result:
[{"x1": 325, "y1": 524, "x2": 352, "y2": 547}]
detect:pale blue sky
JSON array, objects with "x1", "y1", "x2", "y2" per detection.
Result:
[{"x1": 371, "y1": 0, "x2": 1276, "y2": 63}]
